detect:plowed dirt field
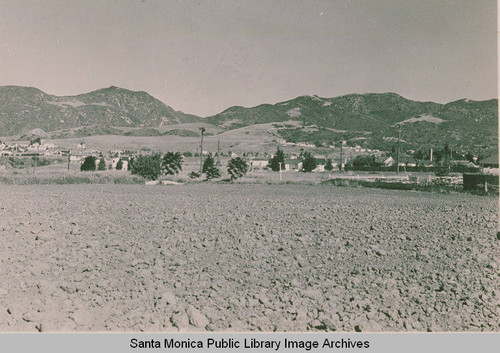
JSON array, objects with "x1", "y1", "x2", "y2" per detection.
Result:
[{"x1": 0, "y1": 184, "x2": 498, "y2": 332}]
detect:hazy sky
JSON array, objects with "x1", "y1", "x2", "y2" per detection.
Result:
[{"x1": 0, "y1": 0, "x2": 497, "y2": 116}]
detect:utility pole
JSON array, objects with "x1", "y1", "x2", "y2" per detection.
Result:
[
  {"x1": 67, "y1": 150, "x2": 71, "y2": 171},
  {"x1": 216, "y1": 139, "x2": 221, "y2": 166},
  {"x1": 278, "y1": 162, "x2": 282, "y2": 181},
  {"x1": 339, "y1": 141, "x2": 343, "y2": 172},
  {"x1": 396, "y1": 126, "x2": 402, "y2": 174},
  {"x1": 199, "y1": 127, "x2": 205, "y2": 174}
]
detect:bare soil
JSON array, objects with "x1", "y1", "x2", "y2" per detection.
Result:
[{"x1": 0, "y1": 184, "x2": 498, "y2": 332}]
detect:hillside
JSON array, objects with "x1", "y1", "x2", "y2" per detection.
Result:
[
  {"x1": 205, "y1": 93, "x2": 498, "y2": 153},
  {"x1": 0, "y1": 86, "x2": 201, "y2": 135},
  {"x1": 1, "y1": 87, "x2": 496, "y2": 155}
]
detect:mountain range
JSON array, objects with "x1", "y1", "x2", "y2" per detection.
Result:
[
  {"x1": 0, "y1": 85, "x2": 497, "y2": 153},
  {"x1": 204, "y1": 93, "x2": 497, "y2": 153},
  {"x1": 0, "y1": 86, "x2": 199, "y2": 136}
]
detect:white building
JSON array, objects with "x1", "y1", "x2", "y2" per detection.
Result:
[{"x1": 251, "y1": 158, "x2": 269, "y2": 169}]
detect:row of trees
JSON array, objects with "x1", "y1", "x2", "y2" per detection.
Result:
[
  {"x1": 80, "y1": 152, "x2": 249, "y2": 181},
  {"x1": 127, "y1": 152, "x2": 183, "y2": 180},
  {"x1": 81, "y1": 147, "x2": 339, "y2": 178},
  {"x1": 126, "y1": 152, "x2": 248, "y2": 181},
  {"x1": 268, "y1": 148, "x2": 328, "y2": 172},
  {"x1": 80, "y1": 156, "x2": 124, "y2": 171}
]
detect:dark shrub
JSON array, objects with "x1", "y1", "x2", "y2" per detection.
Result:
[
  {"x1": 81, "y1": 156, "x2": 97, "y2": 171},
  {"x1": 129, "y1": 154, "x2": 162, "y2": 180},
  {"x1": 162, "y1": 152, "x2": 183, "y2": 175},
  {"x1": 227, "y1": 157, "x2": 248, "y2": 180}
]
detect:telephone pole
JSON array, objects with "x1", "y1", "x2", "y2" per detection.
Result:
[
  {"x1": 216, "y1": 139, "x2": 221, "y2": 166},
  {"x1": 339, "y1": 141, "x2": 344, "y2": 172},
  {"x1": 199, "y1": 127, "x2": 205, "y2": 174},
  {"x1": 67, "y1": 150, "x2": 71, "y2": 171},
  {"x1": 396, "y1": 126, "x2": 402, "y2": 174}
]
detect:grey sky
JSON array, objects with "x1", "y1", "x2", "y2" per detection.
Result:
[{"x1": 0, "y1": 0, "x2": 497, "y2": 116}]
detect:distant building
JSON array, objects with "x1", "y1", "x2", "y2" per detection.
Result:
[
  {"x1": 450, "y1": 160, "x2": 479, "y2": 168},
  {"x1": 478, "y1": 154, "x2": 499, "y2": 175},
  {"x1": 313, "y1": 165, "x2": 325, "y2": 172},
  {"x1": 383, "y1": 155, "x2": 416, "y2": 168},
  {"x1": 250, "y1": 158, "x2": 269, "y2": 170},
  {"x1": 40, "y1": 142, "x2": 57, "y2": 150},
  {"x1": 284, "y1": 159, "x2": 302, "y2": 171},
  {"x1": 383, "y1": 156, "x2": 395, "y2": 167},
  {"x1": 111, "y1": 157, "x2": 128, "y2": 170},
  {"x1": 314, "y1": 157, "x2": 327, "y2": 165}
]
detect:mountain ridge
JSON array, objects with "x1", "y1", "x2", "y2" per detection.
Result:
[
  {"x1": 204, "y1": 92, "x2": 497, "y2": 153},
  {"x1": 0, "y1": 85, "x2": 200, "y2": 135},
  {"x1": 0, "y1": 85, "x2": 497, "y2": 154}
]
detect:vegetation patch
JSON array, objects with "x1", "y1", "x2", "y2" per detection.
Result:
[
  {"x1": 124, "y1": 128, "x2": 162, "y2": 137},
  {"x1": 321, "y1": 178, "x2": 497, "y2": 195},
  {"x1": 0, "y1": 172, "x2": 144, "y2": 185},
  {"x1": 163, "y1": 129, "x2": 199, "y2": 137}
]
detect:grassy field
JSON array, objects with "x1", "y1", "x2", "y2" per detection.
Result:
[
  {"x1": 0, "y1": 157, "x2": 478, "y2": 194},
  {"x1": 0, "y1": 158, "x2": 412, "y2": 186},
  {"x1": 1, "y1": 120, "x2": 339, "y2": 157}
]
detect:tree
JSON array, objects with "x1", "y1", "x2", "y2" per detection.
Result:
[
  {"x1": 205, "y1": 165, "x2": 221, "y2": 180},
  {"x1": 325, "y1": 158, "x2": 333, "y2": 171},
  {"x1": 434, "y1": 151, "x2": 442, "y2": 164},
  {"x1": 29, "y1": 137, "x2": 42, "y2": 146},
  {"x1": 116, "y1": 158, "x2": 123, "y2": 170},
  {"x1": 227, "y1": 157, "x2": 248, "y2": 180},
  {"x1": 301, "y1": 151, "x2": 317, "y2": 172},
  {"x1": 97, "y1": 157, "x2": 106, "y2": 171},
  {"x1": 351, "y1": 155, "x2": 377, "y2": 167},
  {"x1": 414, "y1": 149, "x2": 425, "y2": 161},
  {"x1": 268, "y1": 148, "x2": 285, "y2": 171},
  {"x1": 202, "y1": 154, "x2": 215, "y2": 173},
  {"x1": 129, "y1": 154, "x2": 162, "y2": 180},
  {"x1": 80, "y1": 156, "x2": 96, "y2": 171},
  {"x1": 465, "y1": 152, "x2": 475, "y2": 163},
  {"x1": 202, "y1": 154, "x2": 221, "y2": 179},
  {"x1": 162, "y1": 152, "x2": 183, "y2": 175}
]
